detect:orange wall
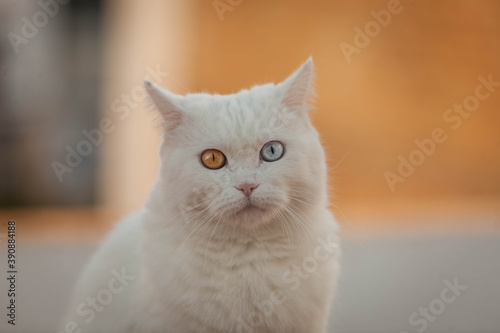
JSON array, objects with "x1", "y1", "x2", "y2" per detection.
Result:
[
  {"x1": 191, "y1": 0, "x2": 500, "y2": 204},
  {"x1": 100, "y1": 0, "x2": 500, "y2": 211}
]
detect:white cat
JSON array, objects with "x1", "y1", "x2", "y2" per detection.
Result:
[{"x1": 62, "y1": 58, "x2": 340, "y2": 333}]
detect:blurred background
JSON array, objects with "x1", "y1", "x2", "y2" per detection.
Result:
[{"x1": 0, "y1": 0, "x2": 499, "y2": 332}]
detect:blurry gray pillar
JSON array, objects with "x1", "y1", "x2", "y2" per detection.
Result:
[{"x1": 0, "y1": 0, "x2": 102, "y2": 206}]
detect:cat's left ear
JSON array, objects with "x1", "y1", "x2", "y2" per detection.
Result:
[
  {"x1": 278, "y1": 57, "x2": 316, "y2": 113},
  {"x1": 144, "y1": 80, "x2": 186, "y2": 133}
]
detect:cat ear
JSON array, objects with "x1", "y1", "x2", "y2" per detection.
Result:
[
  {"x1": 144, "y1": 79, "x2": 185, "y2": 132},
  {"x1": 279, "y1": 57, "x2": 316, "y2": 113}
]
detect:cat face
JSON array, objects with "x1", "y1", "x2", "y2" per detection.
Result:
[{"x1": 146, "y1": 58, "x2": 327, "y2": 230}]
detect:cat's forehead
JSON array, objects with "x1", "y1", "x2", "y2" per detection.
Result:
[
  {"x1": 182, "y1": 85, "x2": 287, "y2": 143},
  {"x1": 182, "y1": 83, "x2": 280, "y2": 113}
]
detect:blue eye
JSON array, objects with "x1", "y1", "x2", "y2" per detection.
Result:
[{"x1": 260, "y1": 141, "x2": 284, "y2": 162}]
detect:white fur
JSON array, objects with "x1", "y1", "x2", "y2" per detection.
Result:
[{"x1": 62, "y1": 58, "x2": 340, "y2": 333}]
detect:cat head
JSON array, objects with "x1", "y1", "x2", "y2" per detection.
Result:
[{"x1": 145, "y1": 58, "x2": 327, "y2": 230}]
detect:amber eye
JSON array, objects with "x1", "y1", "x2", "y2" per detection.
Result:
[{"x1": 201, "y1": 149, "x2": 226, "y2": 169}]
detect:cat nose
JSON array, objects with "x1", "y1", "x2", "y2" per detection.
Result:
[{"x1": 236, "y1": 183, "x2": 259, "y2": 197}]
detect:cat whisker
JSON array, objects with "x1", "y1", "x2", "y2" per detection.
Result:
[
  {"x1": 203, "y1": 212, "x2": 226, "y2": 261},
  {"x1": 173, "y1": 204, "x2": 214, "y2": 240},
  {"x1": 274, "y1": 202, "x2": 312, "y2": 253},
  {"x1": 177, "y1": 206, "x2": 218, "y2": 250},
  {"x1": 274, "y1": 208, "x2": 294, "y2": 251},
  {"x1": 179, "y1": 213, "x2": 218, "y2": 250},
  {"x1": 284, "y1": 205, "x2": 313, "y2": 246}
]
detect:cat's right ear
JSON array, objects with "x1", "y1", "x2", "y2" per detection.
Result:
[{"x1": 144, "y1": 79, "x2": 186, "y2": 132}]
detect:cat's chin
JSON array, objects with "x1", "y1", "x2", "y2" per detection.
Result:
[
  {"x1": 236, "y1": 204, "x2": 261, "y2": 215},
  {"x1": 226, "y1": 201, "x2": 278, "y2": 229}
]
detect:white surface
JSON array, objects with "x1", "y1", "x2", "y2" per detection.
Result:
[{"x1": 1, "y1": 234, "x2": 499, "y2": 333}]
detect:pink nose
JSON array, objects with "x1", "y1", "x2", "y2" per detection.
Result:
[{"x1": 236, "y1": 183, "x2": 259, "y2": 197}]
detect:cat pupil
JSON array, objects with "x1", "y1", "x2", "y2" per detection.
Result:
[
  {"x1": 212, "y1": 154, "x2": 215, "y2": 161},
  {"x1": 271, "y1": 146, "x2": 275, "y2": 155}
]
